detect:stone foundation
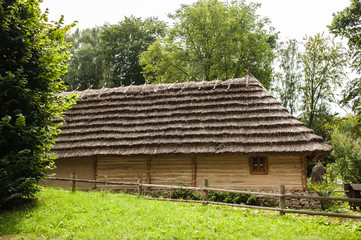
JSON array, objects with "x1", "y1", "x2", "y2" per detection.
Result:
[
  {"x1": 260, "y1": 189, "x2": 322, "y2": 210},
  {"x1": 286, "y1": 190, "x2": 322, "y2": 210}
]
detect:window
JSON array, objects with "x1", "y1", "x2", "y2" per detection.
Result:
[{"x1": 249, "y1": 156, "x2": 268, "y2": 174}]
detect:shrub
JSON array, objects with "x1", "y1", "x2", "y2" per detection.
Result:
[
  {"x1": 170, "y1": 184, "x2": 201, "y2": 200},
  {"x1": 0, "y1": 0, "x2": 76, "y2": 207},
  {"x1": 208, "y1": 191, "x2": 277, "y2": 207},
  {"x1": 308, "y1": 172, "x2": 343, "y2": 211}
]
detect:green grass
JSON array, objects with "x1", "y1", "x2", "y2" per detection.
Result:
[{"x1": 1, "y1": 187, "x2": 361, "y2": 239}]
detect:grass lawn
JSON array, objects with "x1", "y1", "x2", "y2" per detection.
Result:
[{"x1": 1, "y1": 187, "x2": 361, "y2": 239}]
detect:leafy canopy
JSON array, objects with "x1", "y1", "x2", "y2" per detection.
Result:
[
  {"x1": 63, "y1": 27, "x2": 105, "y2": 90},
  {"x1": 0, "y1": 0, "x2": 76, "y2": 207},
  {"x1": 329, "y1": 116, "x2": 361, "y2": 183},
  {"x1": 272, "y1": 39, "x2": 302, "y2": 115},
  {"x1": 101, "y1": 16, "x2": 166, "y2": 87},
  {"x1": 64, "y1": 16, "x2": 166, "y2": 90},
  {"x1": 329, "y1": 0, "x2": 361, "y2": 122},
  {"x1": 140, "y1": 0, "x2": 277, "y2": 88},
  {"x1": 300, "y1": 33, "x2": 347, "y2": 138},
  {"x1": 329, "y1": 0, "x2": 361, "y2": 73}
]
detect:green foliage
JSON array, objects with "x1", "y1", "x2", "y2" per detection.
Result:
[
  {"x1": 64, "y1": 16, "x2": 166, "y2": 90},
  {"x1": 0, "y1": 0, "x2": 76, "y2": 207},
  {"x1": 329, "y1": 0, "x2": 361, "y2": 129},
  {"x1": 308, "y1": 171, "x2": 342, "y2": 211},
  {"x1": 170, "y1": 184, "x2": 201, "y2": 200},
  {"x1": 329, "y1": 116, "x2": 361, "y2": 184},
  {"x1": 167, "y1": 186, "x2": 277, "y2": 207},
  {"x1": 1, "y1": 187, "x2": 361, "y2": 239},
  {"x1": 299, "y1": 33, "x2": 347, "y2": 137},
  {"x1": 208, "y1": 191, "x2": 277, "y2": 207},
  {"x1": 140, "y1": 0, "x2": 277, "y2": 88},
  {"x1": 342, "y1": 77, "x2": 361, "y2": 112},
  {"x1": 272, "y1": 39, "x2": 302, "y2": 114},
  {"x1": 341, "y1": 77, "x2": 361, "y2": 131},
  {"x1": 63, "y1": 28, "x2": 105, "y2": 90},
  {"x1": 101, "y1": 16, "x2": 166, "y2": 87},
  {"x1": 329, "y1": 0, "x2": 361, "y2": 73}
]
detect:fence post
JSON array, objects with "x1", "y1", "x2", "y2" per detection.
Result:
[
  {"x1": 279, "y1": 184, "x2": 285, "y2": 216},
  {"x1": 138, "y1": 177, "x2": 143, "y2": 197},
  {"x1": 202, "y1": 179, "x2": 209, "y2": 204},
  {"x1": 71, "y1": 173, "x2": 77, "y2": 192}
]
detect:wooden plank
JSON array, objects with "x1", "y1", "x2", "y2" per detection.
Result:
[
  {"x1": 94, "y1": 157, "x2": 98, "y2": 189},
  {"x1": 96, "y1": 157, "x2": 147, "y2": 189},
  {"x1": 147, "y1": 158, "x2": 151, "y2": 185},
  {"x1": 150, "y1": 156, "x2": 193, "y2": 186},
  {"x1": 301, "y1": 155, "x2": 307, "y2": 189}
]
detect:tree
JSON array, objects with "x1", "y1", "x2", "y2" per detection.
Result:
[
  {"x1": 300, "y1": 33, "x2": 347, "y2": 137},
  {"x1": 63, "y1": 28, "x2": 105, "y2": 90},
  {"x1": 100, "y1": 16, "x2": 166, "y2": 87},
  {"x1": 140, "y1": 0, "x2": 276, "y2": 88},
  {"x1": 329, "y1": 0, "x2": 361, "y2": 123},
  {"x1": 63, "y1": 16, "x2": 166, "y2": 90},
  {"x1": 341, "y1": 77, "x2": 361, "y2": 114},
  {"x1": 329, "y1": 116, "x2": 361, "y2": 183},
  {"x1": 0, "y1": 0, "x2": 76, "y2": 207},
  {"x1": 272, "y1": 39, "x2": 302, "y2": 114},
  {"x1": 329, "y1": 0, "x2": 361, "y2": 73}
]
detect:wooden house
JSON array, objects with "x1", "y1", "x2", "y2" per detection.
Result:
[{"x1": 48, "y1": 77, "x2": 332, "y2": 190}]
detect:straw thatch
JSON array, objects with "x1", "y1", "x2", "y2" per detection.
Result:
[{"x1": 52, "y1": 77, "x2": 332, "y2": 158}]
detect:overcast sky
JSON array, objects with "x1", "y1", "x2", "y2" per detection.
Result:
[{"x1": 40, "y1": 0, "x2": 351, "y2": 42}]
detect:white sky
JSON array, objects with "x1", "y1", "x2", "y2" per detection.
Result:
[{"x1": 40, "y1": 0, "x2": 351, "y2": 41}]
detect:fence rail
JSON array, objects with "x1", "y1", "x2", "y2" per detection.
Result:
[{"x1": 46, "y1": 175, "x2": 361, "y2": 219}]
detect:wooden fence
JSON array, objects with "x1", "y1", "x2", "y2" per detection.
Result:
[{"x1": 47, "y1": 174, "x2": 361, "y2": 219}]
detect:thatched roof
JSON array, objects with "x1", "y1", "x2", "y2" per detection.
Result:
[{"x1": 52, "y1": 77, "x2": 332, "y2": 158}]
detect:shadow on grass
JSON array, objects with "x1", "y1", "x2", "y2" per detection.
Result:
[
  {"x1": 0, "y1": 197, "x2": 38, "y2": 213},
  {"x1": 0, "y1": 197, "x2": 39, "y2": 236}
]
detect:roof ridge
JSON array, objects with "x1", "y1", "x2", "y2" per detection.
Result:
[{"x1": 61, "y1": 76, "x2": 266, "y2": 98}]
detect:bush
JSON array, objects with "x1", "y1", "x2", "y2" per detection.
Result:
[
  {"x1": 208, "y1": 191, "x2": 277, "y2": 207},
  {"x1": 162, "y1": 184, "x2": 277, "y2": 207},
  {"x1": 308, "y1": 172, "x2": 343, "y2": 211},
  {"x1": 170, "y1": 184, "x2": 201, "y2": 200},
  {"x1": 0, "y1": 0, "x2": 76, "y2": 207}
]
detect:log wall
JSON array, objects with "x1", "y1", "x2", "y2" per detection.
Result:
[
  {"x1": 96, "y1": 156, "x2": 147, "y2": 189},
  {"x1": 43, "y1": 157, "x2": 95, "y2": 189},
  {"x1": 150, "y1": 156, "x2": 193, "y2": 187},
  {"x1": 196, "y1": 155, "x2": 303, "y2": 190},
  {"x1": 48, "y1": 154, "x2": 306, "y2": 191}
]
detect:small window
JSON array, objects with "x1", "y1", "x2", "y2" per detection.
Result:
[{"x1": 249, "y1": 156, "x2": 268, "y2": 174}]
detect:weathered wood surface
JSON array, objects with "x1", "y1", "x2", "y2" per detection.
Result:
[
  {"x1": 202, "y1": 179, "x2": 209, "y2": 203},
  {"x1": 47, "y1": 177, "x2": 138, "y2": 186},
  {"x1": 71, "y1": 173, "x2": 77, "y2": 192},
  {"x1": 195, "y1": 155, "x2": 303, "y2": 190},
  {"x1": 47, "y1": 176, "x2": 361, "y2": 203},
  {"x1": 45, "y1": 158, "x2": 95, "y2": 190},
  {"x1": 151, "y1": 156, "x2": 192, "y2": 187},
  {"x1": 96, "y1": 157, "x2": 147, "y2": 189},
  {"x1": 49, "y1": 154, "x2": 307, "y2": 191},
  {"x1": 138, "y1": 177, "x2": 143, "y2": 197},
  {"x1": 279, "y1": 185, "x2": 286, "y2": 215}
]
